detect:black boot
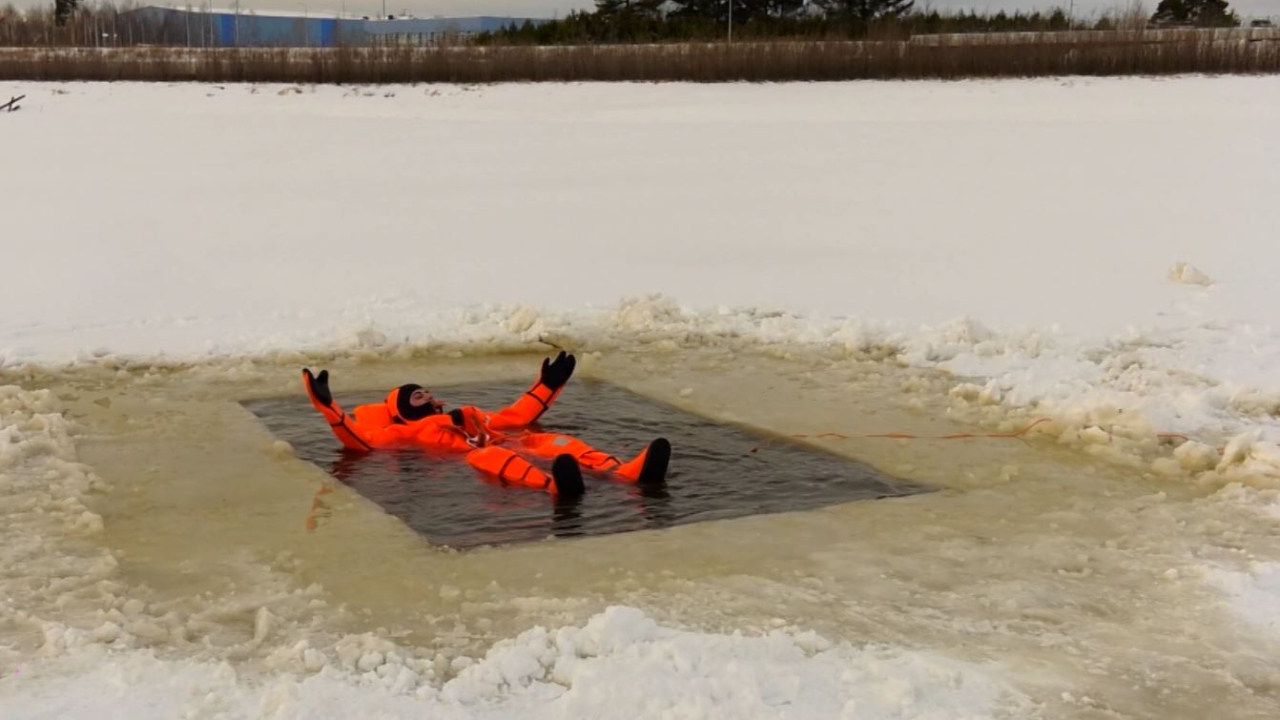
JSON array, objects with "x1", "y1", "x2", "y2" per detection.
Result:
[
  {"x1": 552, "y1": 454, "x2": 585, "y2": 498},
  {"x1": 637, "y1": 438, "x2": 671, "y2": 487}
]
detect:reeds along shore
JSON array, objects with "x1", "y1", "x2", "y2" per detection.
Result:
[{"x1": 1, "y1": 35, "x2": 1278, "y2": 83}]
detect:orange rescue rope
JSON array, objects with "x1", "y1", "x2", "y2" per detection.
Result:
[
  {"x1": 789, "y1": 420, "x2": 1219, "y2": 455},
  {"x1": 791, "y1": 417, "x2": 1054, "y2": 442}
]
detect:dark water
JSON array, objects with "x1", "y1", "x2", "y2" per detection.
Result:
[{"x1": 244, "y1": 380, "x2": 929, "y2": 550}]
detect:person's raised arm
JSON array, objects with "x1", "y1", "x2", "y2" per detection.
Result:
[
  {"x1": 302, "y1": 368, "x2": 376, "y2": 451},
  {"x1": 485, "y1": 352, "x2": 576, "y2": 431}
]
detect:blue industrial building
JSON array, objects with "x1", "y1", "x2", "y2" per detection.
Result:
[{"x1": 125, "y1": 6, "x2": 545, "y2": 47}]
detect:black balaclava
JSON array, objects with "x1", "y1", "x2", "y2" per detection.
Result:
[{"x1": 393, "y1": 383, "x2": 438, "y2": 422}]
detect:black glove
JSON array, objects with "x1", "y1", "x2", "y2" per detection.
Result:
[
  {"x1": 449, "y1": 409, "x2": 465, "y2": 426},
  {"x1": 540, "y1": 351, "x2": 576, "y2": 390},
  {"x1": 303, "y1": 368, "x2": 333, "y2": 407}
]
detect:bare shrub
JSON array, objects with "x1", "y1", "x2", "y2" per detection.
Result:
[{"x1": 0, "y1": 34, "x2": 1276, "y2": 83}]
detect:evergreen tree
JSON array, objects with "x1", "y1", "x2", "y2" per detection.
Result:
[
  {"x1": 1151, "y1": 0, "x2": 1240, "y2": 27},
  {"x1": 54, "y1": 0, "x2": 77, "y2": 26},
  {"x1": 813, "y1": 0, "x2": 914, "y2": 21},
  {"x1": 593, "y1": 0, "x2": 667, "y2": 41},
  {"x1": 596, "y1": 0, "x2": 665, "y2": 16},
  {"x1": 670, "y1": 0, "x2": 804, "y2": 24}
]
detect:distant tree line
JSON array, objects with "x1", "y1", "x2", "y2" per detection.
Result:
[
  {"x1": 1, "y1": 0, "x2": 1244, "y2": 48},
  {"x1": 476, "y1": 0, "x2": 1243, "y2": 44},
  {"x1": 1, "y1": 3, "x2": 183, "y2": 46},
  {"x1": 479, "y1": 3, "x2": 1050, "y2": 45}
]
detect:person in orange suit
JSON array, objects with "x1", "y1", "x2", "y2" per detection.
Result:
[{"x1": 301, "y1": 352, "x2": 670, "y2": 497}]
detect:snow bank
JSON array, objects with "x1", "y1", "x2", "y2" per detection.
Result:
[
  {"x1": 4, "y1": 606, "x2": 1024, "y2": 720},
  {"x1": 935, "y1": 318, "x2": 1280, "y2": 487},
  {"x1": 0, "y1": 385, "x2": 120, "y2": 662},
  {"x1": 443, "y1": 605, "x2": 1020, "y2": 719}
]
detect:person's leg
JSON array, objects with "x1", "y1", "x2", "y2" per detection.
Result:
[
  {"x1": 517, "y1": 433, "x2": 621, "y2": 471},
  {"x1": 465, "y1": 446, "x2": 583, "y2": 496},
  {"x1": 466, "y1": 446, "x2": 549, "y2": 490},
  {"x1": 617, "y1": 438, "x2": 670, "y2": 486},
  {"x1": 519, "y1": 433, "x2": 670, "y2": 485}
]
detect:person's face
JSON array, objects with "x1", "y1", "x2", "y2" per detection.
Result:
[{"x1": 408, "y1": 388, "x2": 444, "y2": 413}]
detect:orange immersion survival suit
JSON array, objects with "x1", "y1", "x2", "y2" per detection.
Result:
[{"x1": 301, "y1": 353, "x2": 662, "y2": 496}]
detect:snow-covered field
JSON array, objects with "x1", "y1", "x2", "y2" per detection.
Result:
[{"x1": 2, "y1": 77, "x2": 1279, "y2": 719}]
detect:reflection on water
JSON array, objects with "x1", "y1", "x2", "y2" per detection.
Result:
[{"x1": 244, "y1": 380, "x2": 929, "y2": 549}]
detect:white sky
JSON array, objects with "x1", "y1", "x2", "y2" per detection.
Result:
[{"x1": 4, "y1": 0, "x2": 1277, "y2": 20}]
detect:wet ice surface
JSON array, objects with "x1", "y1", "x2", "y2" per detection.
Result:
[
  {"x1": 3, "y1": 349, "x2": 1280, "y2": 720},
  {"x1": 244, "y1": 380, "x2": 926, "y2": 549}
]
